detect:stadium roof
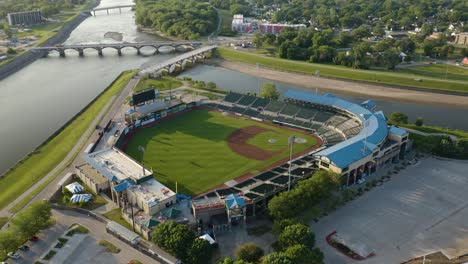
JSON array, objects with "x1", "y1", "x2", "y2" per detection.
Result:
[
  {"x1": 389, "y1": 126, "x2": 408, "y2": 136},
  {"x1": 284, "y1": 90, "x2": 389, "y2": 169},
  {"x1": 225, "y1": 194, "x2": 246, "y2": 208}
]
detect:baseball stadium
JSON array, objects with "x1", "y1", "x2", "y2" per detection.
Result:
[{"x1": 77, "y1": 87, "x2": 408, "y2": 233}]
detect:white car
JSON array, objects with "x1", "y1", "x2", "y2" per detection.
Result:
[
  {"x1": 8, "y1": 251, "x2": 21, "y2": 259},
  {"x1": 357, "y1": 178, "x2": 366, "y2": 184}
]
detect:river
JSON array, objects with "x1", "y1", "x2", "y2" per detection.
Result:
[{"x1": 0, "y1": 0, "x2": 466, "y2": 174}]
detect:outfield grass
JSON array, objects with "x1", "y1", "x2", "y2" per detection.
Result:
[
  {"x1": 397, "y1": 64, "x2": 468, "y2": 82},
  {"x1": 134, "y1": 77, "x2": 182, "y2": 92},
  {"x1": 125, "y1": 109, "x2": 318, "y2": 195},
  {"x1": 217, "y1": 47, "x2": 468, "y2": 94},
  {"x1": 0, "y1": 70, "x2": 137, "y2": 211}
]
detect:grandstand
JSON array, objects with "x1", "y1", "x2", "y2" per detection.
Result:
[{"x1": 237, "y1": 95, "x2": 257, "y2": 107}]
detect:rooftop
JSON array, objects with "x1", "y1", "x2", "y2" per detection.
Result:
[
  {"x1": 84, "y1": 147, "x2": 152, "y2": 182},
  {"x1": 128, "y1": 178, "x2": 176, "y2": 207},
  {"x1": 284, "y1": 90, "x2": 389, "y2": 169},
  {"x1": 76, "y1": 164, "x2": 109, "y2": 184}
]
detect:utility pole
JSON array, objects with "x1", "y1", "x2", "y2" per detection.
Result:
[{"x1": 288, "y1": 135, "x2": 295, "y2": 191}]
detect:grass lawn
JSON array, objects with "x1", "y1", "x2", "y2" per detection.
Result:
[
  {"x1": 0, "y1": 217, "x2": 8, "y2": 228},
  {"x1": 400, "y1": 124, "x2": 468, "y2": 139},
  {"x1": 103, "y1": 208, "x2": 134, "y2": 231},
  {"x1": 98, "y1": 240, "x2": 121, "y2": 253},
  {"x1": 124, "y1": 109, "x2": 318, "y2": 195},
  {"x1": 0, "y1": 70, "x2": 137, "y2": 211},
  {"x1": 134, "y1": 77, "x2": 182, "y2": 92},
  {"x1": 397, "y1": 64, "x2": 468, "y2": 82},
  {"x1": 217, "y1": 47, "x2": 468, "y2": 94}
]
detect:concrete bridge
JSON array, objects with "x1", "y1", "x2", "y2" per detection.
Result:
[
  {"x1": 32, "y1": 41, "x2": 203, "y2": 57},
  {"x1": 139, "y1": 45, "x2": 218, "y2": 75},
  {"x1": 86, "y1": 4, "x2": 135, "y2": 16}
]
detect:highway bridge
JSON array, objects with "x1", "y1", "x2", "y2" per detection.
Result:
[
  {"x1": 32, "y1": 41, "x2": 203, "y2": 57},
  {"x1": 139, "y1": 45, "x2": 218, "y2": 75},
  {"x1": 85, "y1": 4, "x2": 136, "y2": 16}
]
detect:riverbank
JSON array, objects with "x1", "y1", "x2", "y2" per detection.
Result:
[
  {"x1": 217, "y1": 47, "x2": 468, "y2": 95},
  {"x1": 0, "y1": 1, "x2": 100, "y2": 81},
  {"x1": 216, "y1": 59, "x2": 468, "y2": 108}
]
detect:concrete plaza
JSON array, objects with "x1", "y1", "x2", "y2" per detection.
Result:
[{"x1": 310, "y1": 157, "x2": 468, "y2": 264}]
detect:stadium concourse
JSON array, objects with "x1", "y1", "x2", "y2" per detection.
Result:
[{"x1": 193, "y1": 90, "x2": 409, "y2": 225}]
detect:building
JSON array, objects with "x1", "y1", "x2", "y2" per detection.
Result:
[
  {"x1": 259, "y1": 23, "x2": 306, "y2": 34},
  {"x1": 7, "y1": 10, "x2": 42, "y2": 26},
  {"x1": 231, "y1": 14, "x2": 306, "y2": 34},
  {"x1": 386, "y1": 33, "x2": 409, "y2": 40},
  {"x1": 454, "y1": 33, "x2": 468, "y2": 46},
  {"x1": 231, "y1": 14, "x2": 253, "y2": 33},
  {"x1": 284, "y1": 90, "x2": 409, "y2": 186},
  {"x1": 80, "y1": 147, "x2": 176, "y2": 215}
]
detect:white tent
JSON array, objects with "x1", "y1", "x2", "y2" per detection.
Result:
[
  {"x1": 65, "y1": 182, "x2": 85, "y2": 194},
  {"x1": 70, "y1": 194, "x2": 92, "y2": 203},
  {"x1": 199, "y1": 234, "x2": 216, "y2": 245}
]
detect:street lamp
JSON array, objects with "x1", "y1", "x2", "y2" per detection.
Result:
[
  {"x1": 288, "y1": 135, "x2": 295, "y2": 191},
  {"x1": 138, "y1": 146, "x2": 145, "y2": 176}
]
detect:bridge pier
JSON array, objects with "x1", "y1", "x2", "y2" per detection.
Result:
[
  {"x1": 119, "y1": 7, "x2": 122, "y2": 13},
  {"x1": 107, "y1": 9, "x2": 109, "y2": 15},
  {"x1": 136, "y1": 48, "x2": 141, "y2": 55},
  {"x1": 77, "y1": 48, "x2": 84, "y2": 57},
  {"x1": 59, "y1": 50, "x2": 65, "y2": 57},
  {"x1": 97, "y1": 48, "x2": 103, "y2": 56},
  {"x1": 117, "y1": 48, "x2": 122, "y2": 56}
]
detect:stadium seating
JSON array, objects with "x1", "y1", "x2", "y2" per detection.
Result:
[
  {"x1": 326, "y1": 115, "x2": 349, "y2": 127},
  {"x1": 265, "y1": 101, "x2": 286, "y2": 113},
  {"x1": 296, "y1": 108, "x2": 318, "y2": 120},
  {"x1": 280, "y1": 104, "x2": 302, "y2": 116},
  {"x1": 243, "y1": 108, "x2": 260, "y2": 117},
  {"x1": 224, "y1": 92, "x2": 243, "y2": 103},
  {"x1": 217, "y1": 104, "x2": 231, "y2": 111},
  {"x1": 257, "y1": 114, "x2": 274, "y2": 121},
  {"x1": 314, "y1": 112, "x2": 335, "y2": 123},
  {"x1": 237, "y1": 95, "x2": 257, "y2": 107},
  {"x1": 336, "y1": 119, "x2": 360, "y2": 131},
  {"x1": 229, "y1": 106, "x2": 245, "y2": 114},
  {"x1": 251, "y1": 98, "x2": 270, "y2": 108}
]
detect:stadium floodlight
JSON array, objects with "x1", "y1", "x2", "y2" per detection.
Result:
[
  {"x1": 138, "y1": 146, "x2": 145, "y2": 176},
  {"x1": 288, "y1": 135, "x2": 296, "y2": 191}
]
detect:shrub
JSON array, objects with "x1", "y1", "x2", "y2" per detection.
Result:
[{"x1": 235, "y1": 243, "x2": 264, "y2": 263}]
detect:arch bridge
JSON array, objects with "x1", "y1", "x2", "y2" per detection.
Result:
[{"x1": 31, "y1": 41, "x2": 203, "y2": 57}]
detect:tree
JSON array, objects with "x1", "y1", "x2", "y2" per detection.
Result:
[
  {"x1": 261, "y1": 252, "x2": 293, "y2": 264},
  {"x1": 284, "y1": 244, "x2": 324, "y2": 264},
  {"x1": 207, "y1": 82, "x2": 217, "y2": 89},
  {"x1": 388, "y1": 112, "x2": 408, "y2": 124},
  {"x1": 278, "y1": 224, "x2": 315, "y2": 250},
  {"x1": 372, "y1": 23, "x2": 385, "y2": 37},
  {"x1": 7, "y1": 48, "x2": 16, "y2": 55},
  {"x1": 415, "y1": 117, "x2": 424, "y2": 126},
  {"x1": 260, "y1": 83, "x2": 279, "y2": 100},
  {"x1": 10, "y1": 201, "x2": 51, "y2": 241},
  {"x1": 152, "y1": 221, "x2": 196, "y2": 261},
  {"x1": 253, "y1": 33, "x2": 265, "y2": 49},
  {"x1": 381, "y1": 50, "x2": 401, "y2": 70},
  {"x1": 187, "y1": 238, "x2": 212, "y2": 264},
  {"x1": 420, "y1": 23, "x2": 433, "y2": 36},
  {"x1": 236, "y1": 243, "x2": 264, "y2": 263},
  {"x1": 0, "y1": 230, "x2": 19, "y2": 258},
  {"x1": 272, "y1": 218, "x2": 301, "y2": 235}
]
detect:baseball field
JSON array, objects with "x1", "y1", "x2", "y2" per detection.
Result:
[{"x1": 124, "y1": 109, "x2": 321, "y2": 195}]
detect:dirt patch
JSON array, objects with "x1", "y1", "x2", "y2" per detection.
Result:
[{"x1": 227, "y1": 125, "x2": 280, "y2": 161}]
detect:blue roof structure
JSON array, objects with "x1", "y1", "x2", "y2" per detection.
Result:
[
  {"x1": 225, "y1": 194, "x2": 245, "y2": 209},
  {"x1": 389, "y1": 126, "x2": 408, "y2": 136},
  {"x1": 113, "y1": 179, "x2": 135, "y2": 193},
  {"x1": 284, "y1": 90, "x2": 390, "y2": 169}
]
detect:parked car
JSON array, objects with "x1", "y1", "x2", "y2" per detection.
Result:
[
  {"x1": 18, "y1": 245, "x2": 29, "y2": 251},
  {"x1": 30, "y1": 235, "x2": 39, "y2": 242},
  {"x1": 7, "y1": 252, "x2": 21, "y2": 259},
  {"x1": 357, "y1": 178, "x2": 366, "y2": 184}
]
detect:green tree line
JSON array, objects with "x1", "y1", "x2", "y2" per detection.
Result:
[
  {"x1": 0, "y1": 0, "x2": 78, "y2": 18},
  {"x1": 135, "y1": 0, "x2": 218, "y2": 40}
]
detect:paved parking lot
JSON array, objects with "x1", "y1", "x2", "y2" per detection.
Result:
[{"x1": 310, "y1": 157, "x2": 468, "y2": 264}]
